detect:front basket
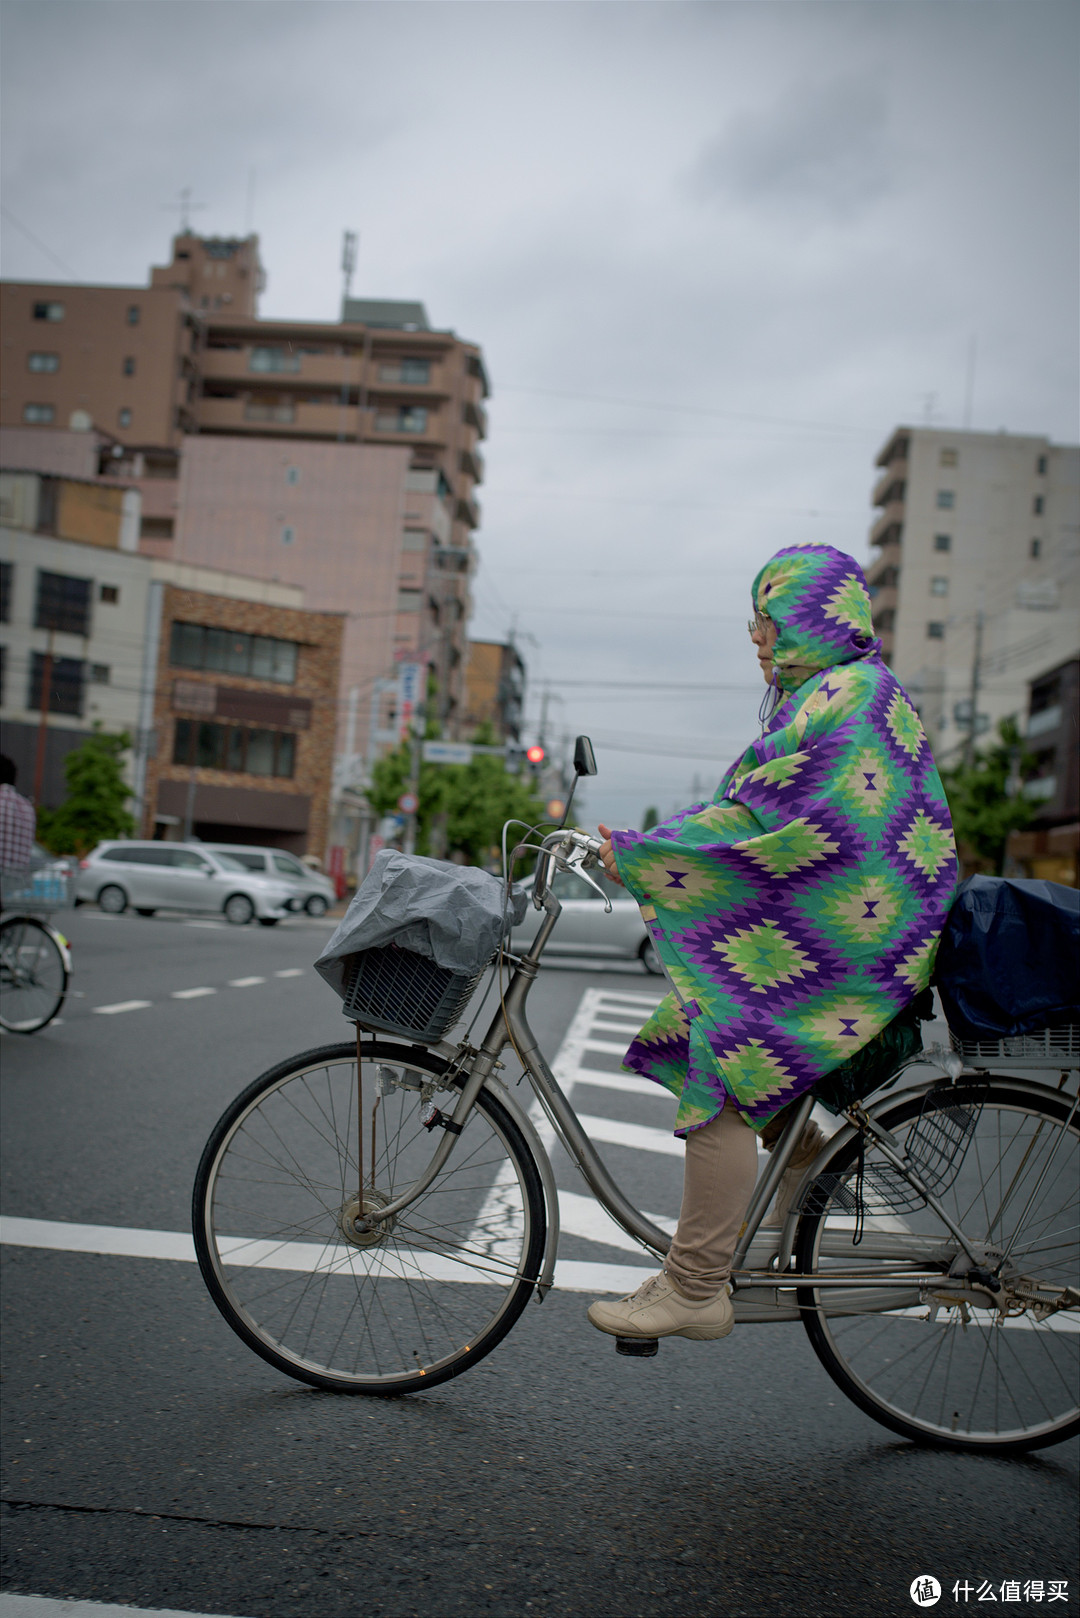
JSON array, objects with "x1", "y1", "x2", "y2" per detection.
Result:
[{"x1": 341, "y1": 943, "x2": 487, "y2": 1042}]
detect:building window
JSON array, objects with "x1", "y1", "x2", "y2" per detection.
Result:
[
  {"x1": 930, "y1": 577, "x2": 949, "y2": 596},
  {"x1": 1030, "y1": 538, "x2": 1041, "y2": 559},
  {"x1": 35, "y1": 570, "x2": 92, "y2": 635},
  {"x1": 926, "y1": 621, "x2": 945, "y2": 639},
  {"x1": 935, "y1": 490, "x2": 955, "y2": 510},
  {"x1": 281, "y1": 525, "x2": 295, "y2": 546},
  {"x1": 36, "y1": 477, "x2": 59, "y2": 534},
  {"x1": 118, "y1": 408, "x2": 132, "y2": 428},
  {"x1": 244, "y1": 396, "x2": 295, "y2": 423},
  {"x1": 126, "y1": 304, "x2": 140, "y2": 326},
  {"x1": 1036, "y1": 455, "x2": 1047, "y2": 475},
  {"x1": 402, "y1": 529, "x2": 427, "y2": 552},
  {"x1": 397, "y1": 589, "x2": 423, "y2": 612},
  {"x1": 250, "y1": 346, "x2": 300, "y2": 374},
  {"x1": 1033, "y1": 495, "x2": 1044, "y2": 515},
  {"x1": 872, "y1": 607, "x2": 895, "y2": 633},
  {"x1": 32, "y1": 301, "x2": 64, "y2": 321},
  {"x1": 378, "y1": 359, "x2": 431, "y2": 385},
  {"x1": 99, "y1": 584, "x2": 120, "y2": 604},
  {"x1": 123, "y1": 356, "x2": 136, "y2": 377},
  {"x1": 29, "y1": 651, "x2": 84, "y2": 715},
  {"x1": 0, "y1": 561, "x2": 12, "y2": 622},
  {"x1": 27, "y1": 352, "x2": 59, "y2": 373},
  {"x1": 285, "y1": 466, "x2": 300, "y2": 485},
  {"x1": 169, "y1": 621, "x2": 298, "y2": 684},
  {"x1": 374, "y1": 406, "x2": 429, "y2": 435},
  {"x1": 172, "y1": 718, "x2": 296, "y2": 778},
  {"x1": 939, "y1": 448, "x2": 958, "y2": 467},
  {"x1": 139, "y1": 518, "x2": 174, "y2": 541},
  {"x1": 23, "y1": 403, "x2": 55, "y2": 424},
  {"x1": 934, "y1": 533, "x2": 952, "y2": 552},
  {"x1": 89, "y1": 663, "x2": 111, "y2": 684}
]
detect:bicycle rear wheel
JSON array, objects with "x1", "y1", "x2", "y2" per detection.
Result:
[
  {"x1": 193, "y1": 1039, "x2": 545, "y2": 1394},
  {"x1": 0, "y1": 916, "x2": 68, "y2": 1033},
  {"x1": 795, "y1": 1080, "x2": 1080, "y2": 1452}
]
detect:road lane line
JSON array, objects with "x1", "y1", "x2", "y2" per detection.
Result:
[
  {"x1": 171, "y1": 987, "x2": 217, "y2": 1000},
  {"x1": 91, "y1": 1000, "x2": 152, "y2": 1016},
  {"x1": 274, "y1": 968, "x2": 304, "y2": 977},
  {"x1": 0, "y1": 1595, "x2": 244, "y2": 1618},
  {"x1": 184, "y1": 921, "x2": 226, "y2": 930},
  {"x1": 228, "y1": 976, "x2": 266, "y2": 987}
]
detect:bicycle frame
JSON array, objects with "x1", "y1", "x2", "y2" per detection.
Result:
[{"x1": 352, "y1": 850, "x2": 1078, "y2": 1324}]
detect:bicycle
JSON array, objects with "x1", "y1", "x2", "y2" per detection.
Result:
[
  {"x1": 193, "y1": 822, "x2": 1079, "y2": 1454},
  {"x1": 0, "y1": 860, "x2": 74, "y2": 1034}
]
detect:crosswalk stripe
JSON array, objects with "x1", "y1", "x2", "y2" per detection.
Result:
[
  {"x1": 564, "y1": 1066, "x2": 673, "y2": 1100},
  {"x1": 575, "y1": 1112, "x2": 685, "y2": 1157}
]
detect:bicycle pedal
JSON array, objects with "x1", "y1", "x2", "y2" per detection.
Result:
[{"x1": 615, "y1": 1336, "x2": 659, "y2": 1357}]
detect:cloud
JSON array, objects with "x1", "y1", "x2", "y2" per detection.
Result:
[{"x1": 691, "y1": 78, "x2": 896, "y2": 223}]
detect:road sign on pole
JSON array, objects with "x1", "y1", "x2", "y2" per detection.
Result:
[{"x1": 422, "y1": 741, "x2": 474, "y2": 765}]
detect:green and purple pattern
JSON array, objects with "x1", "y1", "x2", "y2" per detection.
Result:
[{"x1": 611, "y1": 545, "x2": 957, "y2": 1135}]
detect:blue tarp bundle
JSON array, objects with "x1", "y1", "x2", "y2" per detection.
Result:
[{"x1": 934, "y1": 875, "x2": 1080, "y2": 1042}]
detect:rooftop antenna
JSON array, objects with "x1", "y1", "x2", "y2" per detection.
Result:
[
  {"x1": 962, "y1": 335, "x2": 977, "y2": 430},
  {"x1": 245, "y1": 168, "x2": 257, "y2": 235},
  {"x1": 342, "y1": 230, "x2": 358, "y2": 306},
  {"x1": 163, "y1": 186, "x2": 207, "y2": 234},
  {"x1": 918, "y1": 391, "x2": 939, "y2": 426}
]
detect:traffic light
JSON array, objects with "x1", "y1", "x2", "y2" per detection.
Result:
[{"x1": 525, "y1": 745, "x2": 546, "y2": 767}]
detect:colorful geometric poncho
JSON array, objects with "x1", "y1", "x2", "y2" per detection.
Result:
[{"x1": 610, "y1": 544, "x2": 958, "y2": 1136}]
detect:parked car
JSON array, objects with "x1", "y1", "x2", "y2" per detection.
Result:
[
  {"x1": 511, "y1": 865, "x2": 663, "y2": 973},
  {"x1": 204, "y1": 845, "x2": 337, "y2": 916},
  {"x1": 74, "y1": 842, "x2": 298, "y2": 925}
]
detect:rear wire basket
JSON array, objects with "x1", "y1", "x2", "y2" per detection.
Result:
[
  {"x1": 341, "y1": 944, "x2": 488, "y2": 1043},
  {"x1": 949, "y1": 1023, "x2": 1079, "y2": 1070}
]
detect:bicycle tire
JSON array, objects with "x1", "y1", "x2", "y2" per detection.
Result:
[
  {"x1": 0, "y1": 916, "x2": 69, "y2": 1033},
  {"x1": 193, "y1": 1039, "x2": 546, "y2": 1395},
  {"x1": 795, "y1": 1080, "x2": 1080, "y2": 1453}
]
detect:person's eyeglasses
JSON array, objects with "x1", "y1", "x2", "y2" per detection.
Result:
[{"x1": 747, "y1": 608, "x2": 773, "y2": 638}]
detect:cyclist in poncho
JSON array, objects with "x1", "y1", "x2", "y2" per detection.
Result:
[{"x1": 588, "y1": 543, "x2": 958, "y2": 1343}]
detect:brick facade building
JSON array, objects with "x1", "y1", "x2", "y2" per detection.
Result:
[{"x1": 145, "y1": 585, "x2": 343, "y2": 855}]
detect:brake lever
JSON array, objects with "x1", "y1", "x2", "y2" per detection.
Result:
[{"x1": 570, "y1": 863, "x2": 612, "y2": 912}]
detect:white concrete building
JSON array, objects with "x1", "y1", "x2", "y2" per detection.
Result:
[
  {"x1": 867, "y1": 426, "x2": 1080, "y2": 764},
  {"x1": 0, "y1": 469, "x2": 302, "y2": 817}
]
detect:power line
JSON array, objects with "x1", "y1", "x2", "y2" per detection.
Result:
[
  {"x1": 497, "y1": 384, "x2": 865, "y2": 437},
  {"x1": 0, "y1": 206, "x2": 80, "y2": 280}
]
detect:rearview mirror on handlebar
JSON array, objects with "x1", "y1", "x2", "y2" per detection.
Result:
[{"x1": 573, "y1": 736, "x2": 597, "y2": 776}]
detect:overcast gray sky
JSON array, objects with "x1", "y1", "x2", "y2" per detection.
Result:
[{"x1": 2, "y1": 0, "x2": 1077, "y2": 828}]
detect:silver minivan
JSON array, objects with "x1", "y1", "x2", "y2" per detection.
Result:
[
  {"x1": 75, "y1": 842, "x2": 296, "y2": 925},
  {"x1": 205, "y1": 845, "x2": 337, "y2": 916}
]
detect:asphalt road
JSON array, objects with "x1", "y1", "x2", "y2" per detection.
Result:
[{"x1": 2, "y1": 905, "x2": 1077, "y2": 1618}]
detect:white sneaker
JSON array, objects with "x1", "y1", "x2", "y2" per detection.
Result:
[{"x1": 587, "y1": 1272, "x2": 734, "y2": 1341}]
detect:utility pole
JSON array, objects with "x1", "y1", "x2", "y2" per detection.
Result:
[
  {"x1": 338, "y1": 231, "x2": 358, "y2": 443},
  {"x1": 963, "y1": 610, "x2": 984, "y2": 769}
]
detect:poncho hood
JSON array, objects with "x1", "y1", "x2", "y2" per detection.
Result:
[{"x1": 753, "y1": 544, "x2": 882, "y2": 693}]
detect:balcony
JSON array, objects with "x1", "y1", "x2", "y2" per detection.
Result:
[
  {"x1": 200, "y1": 347, "x2": 359, "y2": 389},
  {"x1": 459, "y1": 445, "x2": 484, "y2": 483},
  {"x1": 870, "y1": 502, "x2": 905, "y2": 548},
  {"x1": 463, "y1": 399, "x2": 488, "y2": 439},
  {"x1": 872, "y1": 461, "x2": 907, "y2": 507},
  {"x1": 196, "y1": 396, "x2": 362, "y2": 438},
  {"x1": 365, "y1": 406, "x2": 446, "y2": 449},
  {"x1": 866, "y1": 553, "x2": 899, "y2": 591}
]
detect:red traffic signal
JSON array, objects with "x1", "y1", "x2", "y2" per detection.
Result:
[{"x1": 525, "y1": 745, "x2": 546, "y2": 765}]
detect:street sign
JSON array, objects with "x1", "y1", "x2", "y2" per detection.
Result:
[
  {"x1": 397, "y1": 663, "x2": 424, "y2": 737},
  {"x1": 422, "y1": 741, "x2": 474, "y2": 765},
  {"x1": 397, "y1": 792, "x2": 419, "y2": 814}
]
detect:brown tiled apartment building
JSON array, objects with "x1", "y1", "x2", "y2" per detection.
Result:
[
  {"x1": 146, "y1": 585, "x2": 344, "y2": 854},
  {"x1": 1, "y1": 230, "x2": 488, "y2": 748}
]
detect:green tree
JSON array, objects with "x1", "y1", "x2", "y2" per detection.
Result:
[
  {"x1": 368, "y1": 723, "x2": 548, "y2": 867},
  {"x1": 641, "y1": 806, "x2": 660, "y2": 833},
  {"x1": 36, "y1": 728, "x2": 136, "y2": 855},
  {"x1": 940, "y1": 717, "x2": 1033, "y2": 874}
]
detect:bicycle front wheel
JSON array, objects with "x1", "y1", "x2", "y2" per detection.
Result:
[
  {"x1": 193, "y1": 1040, "x2": 546, "y2": 1394},
  {"x1": 0, "y1": 916, "x2": 68, "y2": 1033},
  {"x1": 795, "y1": 1080, "x2": 1080, "y2": 1453}
]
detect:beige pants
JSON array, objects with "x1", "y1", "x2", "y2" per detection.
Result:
[{"x1": 662, "y1": 1102, "x2": 761, "y2": 1301}]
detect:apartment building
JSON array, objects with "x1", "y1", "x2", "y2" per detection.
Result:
[
  {"x1": 866, "y1": 426, "x2": 1080, "y2": 763},
  {"x1": 462, "y1": 640, "x2": 526, "y2": 742},
  {"x1": 0, "y1": 468, "x2": 343, "y2": 855},
  {"x1": 1005, "y1": 655, "x2": 1080, "y2": 887},
  {"x1": 1, "y1": 230, "x2": 488, "y2": 763}
]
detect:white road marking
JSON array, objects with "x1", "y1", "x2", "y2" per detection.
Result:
[
  {"x1": 2, "y1": 1216, "x2": 1075, "y2": 1325},
  {"x1": 183, "y1": 921, "x2": 226, "y2": 930},
  {"x1": 274, "y1": 968, "x2": 305, "y2": 978},
  {"x1": 563, "y1": 1066, "x2": 672, "y2": 1100},
  {"x1": 558, "y1": 1188, "x2": 675, "y2": 1253},
  {"x1": 171, "y1": 987, "x2": 217, "y2": 1000},
  {"x1": 228, "y1": 976, "x2": 266, "y2": 988},
  {"x1": 91, "y1": 1000, "x2": 152, "y2": 1016},
  {"x1": 575, "y1": 1112, "x2": 685, "y2": 1157},
  {"x1": 0, "y1": 1595, "x2": 242, "y2": 1618}
]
